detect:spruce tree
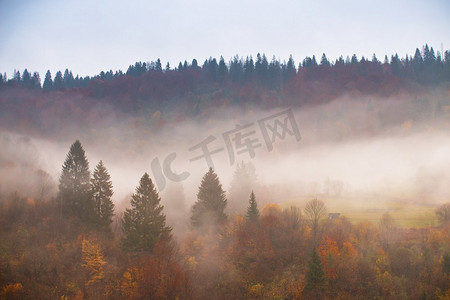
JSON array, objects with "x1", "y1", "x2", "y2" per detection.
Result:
[
  {"x1": 22, "y1": 69, "x2": 31, "y2": 87},
  {"x1": 320, "y1": 53, "x2": 330, "y2": 67},
  {"x1": 122, "y1": 173, "x2": 171, "y2": 252},
  {"x1": 13, "y1": 70, "x2": 21, "y2": 82},
  {"x1": 218, "y1": 56, "x2": 228, "y2": 81},
  {"x1": 63, "y1": 69, "x2": 74, "y2": 88},
  {"x1": 192, "y1": 58, "x2": 199, "y2": 68},
  {"x1": 58, "y1": 140, "x2": 91, "y2": 219},
  {"x1": 228, "y1": 161, "x2": 258, "y2": 213},
  {"x1": 246, "y1": 191, "x2": 259, "y2": 221},
  {"x1": 155, "y1": 58, "x2": 162, "y2": 71},
  {"x1": 230, "y1": 55, "x2": 243, "y2": 82},
  {"x1": 207, "y1": 58, "x2": 218, "y2": 81},
  {"x1": 285, "y1": 55, "x2": 296, "y2": 80},
  {"x1": 91, "y1": 160, "x2": 114, "y2": 232},
  {"x1": 191, "y1": 168, "x2": 227, "y2": 229},
  {"x1": 244, "y1": 56, "x2": 255, "y2": 80},
  {"x1": 53, "y1": 71, "x2": 63, "y2": 89},
  {"x1": 31, "y1": 72, "x2": 41, "y2": 88},
  {"x1": 304, "y1": 247, "x2": 326, "y2": 297}
]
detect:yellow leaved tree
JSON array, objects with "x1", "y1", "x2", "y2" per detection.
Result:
[{"x1": 81, "y1": 238, "x2": 106, "y2": 286}]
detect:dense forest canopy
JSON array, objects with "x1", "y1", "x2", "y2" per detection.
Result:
[
  {"x1": 2, "y1": 44, "x2": 449, "y2": 90},
  {"x1": 1, "y1": 44, "x2": 450, "y2": 142}
]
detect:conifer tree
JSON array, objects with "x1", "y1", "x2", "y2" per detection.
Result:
[
  {"x1": 91, "y1": 160, "x2": 114, "y2": 232},
  {"x1": 244, "y1": 56, "x2": 255, "y2": 80},
  {"x1": 228, "y1": 161, "x2": 258, "y2": 213},
  {"x1": 31, "y1": 72, "x2": 41, "y2": 88},
  {"x1": 53, "y1": 71, "x2": 63, "y2": 89},
  {"x1": 192, "y1": 58, "x2": 199, "y2": 68},
  {"x1": 22, "y1": 69, "x2": 31, "y2": 87},
  {"x1": 246, "y1": 191, "x2": 259, "y2": 221},
  {"x1": 63, "y1": 69, "x2": 74, "y2": 88},
  {"x1": 122, "y1": 173, "x2": 171, "y2": 252},
  {"x1": 320, "y1": 53, "x2": 330, "y2": 67},
  {"x1": 285, "y1": 55, "x2": 296, "y2": 80},
  {"x1": 191, "y1": 168, "x2": 227, "y2": 229},
  {"x1": 13, "y1": 70, "x2": 21, "y2": 82},
  {"x1": 230, "y1": 55, "x2": 243, "y2": 82},
  {"x1": 207, "y1": 58, "x2": 218, "y2": 81},
  {"x1": 155, "y1": 58, "x2": 162, "y2": 71},
  {"x1": 304, "y1": 247, "x2": 326, "y2": 297},
  {"x1": 218, "y1": 56, "x2": 228, "y2": 81},
  {"x1": 58, "y1": 140, "x2": 91, "y2": 219}
]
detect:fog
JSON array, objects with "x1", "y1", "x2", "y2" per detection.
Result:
[{"x1": 1, "y1": 91, "x2": 450, "y2": 227}]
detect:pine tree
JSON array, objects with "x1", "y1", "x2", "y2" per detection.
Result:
[
  {"x1": 13, "y1": 70, "x2": 21, "y2": 82},
  {"x1": 192, "y1": 58, "x2": 199, "y2": 69},
  {"x1": 391, "y1": 53, "x2": 401, "y2": 76},
  {"x1": 320, "y1": 53, "x2": 330, "y2": 67},
  {"x1": 255, "y1": 53, "x2": 269, "y2": 83},
  {"x1": 58, "y1": 140, "x2": 91, "y2": 219},
  {"x1": 155, "y1": 58, "x2": 162, "y2": 71},
  {"x1": 285, "y1": 54, "x2": 296, "y2": 80},
  {"x1": 228, "y1": 161, "x2": 258, "y2": 213},
  {"x1": 207, "y1": 58, "x2": 218, "y2": 81},
  {"x1": 22, "y1": 69, "x2": 31, "y2": 87},
  {"x1": 423, "y1": 44, "x2": 433, "y2": 65},
  {"x1": 246, "y1": 191, "x2": 259, "y2": 221},
  {"x1": 53, "y1": 71, "x2": 63, "y2": 89},
  {"x1": 268, "y1": 56, "x2": 281, "y2": 89},
  {"x1": 304, "y1": 247, "x2": 326, "y2": 297},
  {"x1": 191, "y1": 168, "x2": 227, "y2": 229},
  {"x1": 372, "y1": 53, "x2": 379, "y2": 63},
  {"x1": 63, "y1": 69, "x2": 74, "y2": 88},
  {"x1": 177, "y1": 62, "x2": 183, "y2": 72},
  {"x1": 122, "y1": 173, "x2": 171, "y2": 252},
  {"x1": 244, "y1": 56, "x2": 255, "y2": 81},
  {"x1": 413, "y1": 48, "x2": 423, "y2": 66},
  {"x1": 31, "y1": 72, "x2": 41, "y2": 88},
  {"x1": 91, "y1": 160, "x2": 114, "y2": 233},
  {"x1": 229, "y1": 55, "x2": 243, "y2": 82},
  {"x1": 218, "y1": 56, "x2": 228, "y2": 81}
]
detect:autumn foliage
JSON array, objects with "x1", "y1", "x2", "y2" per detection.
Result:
[
  {"x1": 0, "y1": 187, "x2": 449, "y2": 299},
  {"x1": 1, "y1": 44, "x2": 450, "y2": 298}
]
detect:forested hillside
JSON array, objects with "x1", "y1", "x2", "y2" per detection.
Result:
[
  {"x1": 1, "y1": 45, "x2": 450, "y2": 299},
  {"x1": 1, "y1": 44, "x2": 450, "y2": 139}
]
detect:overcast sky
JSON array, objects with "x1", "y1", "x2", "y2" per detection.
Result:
[{"x1": 1, "y1": 0, "x2": 449, "y2": 78}]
